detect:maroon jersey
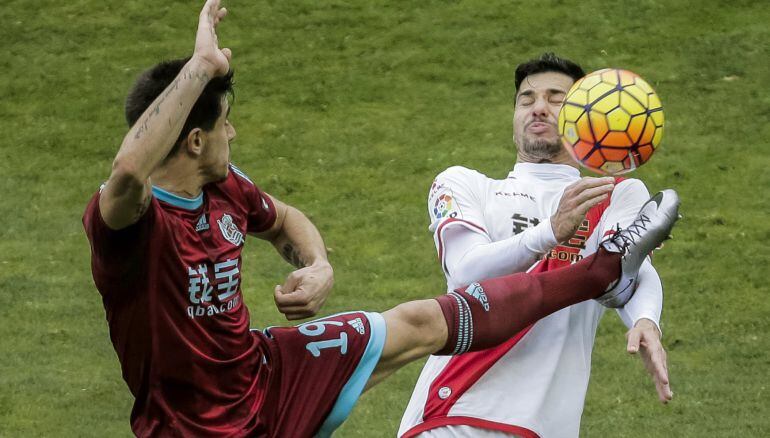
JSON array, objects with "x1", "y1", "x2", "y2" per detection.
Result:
[
  {"x1": 85, "y1": 164, "x2": 388, "y2": 437},
  {"x1": 83, "y1": 165, "x2": 277, "y2": 436}
]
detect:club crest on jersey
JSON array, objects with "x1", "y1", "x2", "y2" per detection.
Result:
[
  {"x1": 465, "y1": 282, "x2": 490, "y2": 312},
  {"x1": 217, "y1": 214, "x2": 244, "y2": 246},
  {"x1": 433, "y1": 193, "x2": 458, "y2": 220}
]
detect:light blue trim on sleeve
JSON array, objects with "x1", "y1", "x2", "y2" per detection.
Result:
[
  {"x1": 151, "y1": 186, "x2": 203, "y2": 210},
  {"x1": 316, "y1": 311, "x2": 387, "y2": 438}
]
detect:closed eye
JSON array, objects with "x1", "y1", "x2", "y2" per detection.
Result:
[
  {"x1": 518, "y1": 96, "x2": 535, "y2": 106},
  {"x1": 548, "y1": 91, "x2": 566, "y2": 104}
]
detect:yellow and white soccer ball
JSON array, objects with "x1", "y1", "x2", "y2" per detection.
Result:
[{"x1": 558, "y1": 68, "x2": 664, "y2": 175}]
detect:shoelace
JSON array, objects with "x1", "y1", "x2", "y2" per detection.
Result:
[{"x1": 610, "y1": 214, "x2": 651, "y2": 253}]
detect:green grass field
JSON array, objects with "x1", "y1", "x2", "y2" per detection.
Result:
[{"x1": 1, "y1": 0, "x2": 769, "y2": 436}]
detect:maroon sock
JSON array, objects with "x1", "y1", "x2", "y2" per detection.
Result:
[{"x1": 435, "y1": 248, "x2": 621, "y2": 355}]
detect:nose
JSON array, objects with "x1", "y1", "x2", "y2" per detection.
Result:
[
  {"x1": 227, "y1": 122, "x2": 236, "y2": 141},
  {"x1": 531, "y1": 97, "x2": 549, "y2": 119}
]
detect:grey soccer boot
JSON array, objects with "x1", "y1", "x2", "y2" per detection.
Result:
[{"x1": 596, "y1": 189, "x2": 681, "y2": 308}]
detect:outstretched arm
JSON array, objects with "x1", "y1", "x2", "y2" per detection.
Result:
[
  {"x1": 100, "y1": 0, "x2": 231, "y2": 230},
  {"x1": 253, "y1": 196, "x2": 334, "y2": 320}
]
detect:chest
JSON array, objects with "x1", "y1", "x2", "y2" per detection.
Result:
[
  {"x1": 166, "y1": 206, "x2": 247, "y2": 262},
  {"x1": 482, "y1": 178, "x2": 613, "y2": 267},
  {"x1": 482, "y1": 179, "x2": 566, "y2": 242},
  {"x1": 156, "y1": 203, "x2": 250, "y2": 315}
]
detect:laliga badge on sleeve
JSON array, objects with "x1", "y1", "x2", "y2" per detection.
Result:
[{"x1": 433, "y1": 192, "x2": 459, "y2": 221}]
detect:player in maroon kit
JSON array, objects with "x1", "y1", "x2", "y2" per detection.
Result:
[{"x1": 83, "y1": 1, "x2": 680, "y2": 436}]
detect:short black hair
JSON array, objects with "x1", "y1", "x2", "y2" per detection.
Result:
[
  {"x1": 125, "y1": 57, "x2": 234, "y2": 156},
  {"x1": 514, "y1": 53, "x2": 585, "y2": 93}
]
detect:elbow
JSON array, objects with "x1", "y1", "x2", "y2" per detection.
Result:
[
  {"x1": 109, "y1": 156, "x2": 146, "y2": 192},
  {"x1": 447, "y1": 261, "x2": 482, "y2": 288}
]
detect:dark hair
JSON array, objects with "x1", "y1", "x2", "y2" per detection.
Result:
[
  {"x1": 124, "y1": 57, "x2": 234, "y2": 156},
  {"x1": 514, "y1": 53, "x2": 585, "y2": 93}
]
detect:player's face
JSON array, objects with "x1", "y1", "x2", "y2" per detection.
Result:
[
  {"x1": 513, "y1": 71, "x2": 574, "y2": 159},
  {"x1": 202, "y1": 98, "x2": 236, "y2": 182}
]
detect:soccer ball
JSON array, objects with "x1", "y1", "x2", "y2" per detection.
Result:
[{"x1": 558, "y1": 68, "x2": 664, "y2": 175}]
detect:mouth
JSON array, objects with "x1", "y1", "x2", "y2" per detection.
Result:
[{"x1": 527, "y1": 121, "x2": 555, "y2": 135}]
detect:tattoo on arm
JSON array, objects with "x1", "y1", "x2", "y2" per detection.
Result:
[
  {"x1": 132, "y1": 68, "x2": 211, "y2": 140},
  {"x1": 132, "y1": 196, "x2": 151, "y2": 222},
  {"x1": 282, "y1": 243, "x2": 306, "y2": 268}
]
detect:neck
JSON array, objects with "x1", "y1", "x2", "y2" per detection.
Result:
[
  {"x1": 515, "y1": 150, "x2": 578, "y2": 167},
  {"x1": 151, "y1": 157, "x2": 206, "y2": 198}
]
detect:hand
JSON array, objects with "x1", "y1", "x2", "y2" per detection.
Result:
[
  {"x1": 274, "y1": 262, "x2": 334, "y2": 321},
  {"x1": 193, "y1": 0, "x2": 231, "y2": 77},
  {"x1": 627, "y1": 318, "x2": 673, "y2": 403},
  {"x1": 550, "y1": 177, "x2": 615, "y2": 243}
]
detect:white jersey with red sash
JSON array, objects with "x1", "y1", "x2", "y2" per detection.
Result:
[{"x1": 399, "y1": 163, "x2": 661, "y2": 438}]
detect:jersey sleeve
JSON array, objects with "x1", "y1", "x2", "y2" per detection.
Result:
[
  {"x1": 617, "y1": 259, "x2": 663, "y2": 333},
  {"x1": 601, "y1": 178, "x2": 663, "y2": 331},
  {"x1": 229, "y1": 164, "x2": 277, "y2": 234},
  {"x1": 82, "y1": 188, "x2": 158, "y2": 295},
  {"x1": 427, "y1": 166, "x2": 489, "y2": 235},
  {"x1": 427, "y1": 167, "x2": 499, "y2": 284}
]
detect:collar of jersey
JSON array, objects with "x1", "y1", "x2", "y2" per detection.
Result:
[
  {"x1": 152, "y1": 186, "x2": 203, "y2": 210},
  {"x1": 508, "y1": 162, "x2": 580, "y2": 182}
]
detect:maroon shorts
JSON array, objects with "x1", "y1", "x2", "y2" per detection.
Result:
[{"x1": 256, "y1": 311, "x2": 387, "y2": 437}]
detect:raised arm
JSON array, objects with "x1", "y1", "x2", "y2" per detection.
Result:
[{"x1": 100, "y1": 0, "x2": 231, "y2": 230}]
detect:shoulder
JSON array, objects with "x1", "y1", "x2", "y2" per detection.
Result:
[
  {"x1": 598, "y1": 177, "x2": 658, "y2": 228},
  {"x1": 83, "y1": 187, "x2": 161, "y2": 278},
  {"x1": 229, "y1": 163, "x2": 256, "y2": 187},
  {"x1": 84, "y1": 186, "x2": 161, "y2": 239},
  {"x1": 427, "y1": 166, "x2": 492, "y2": 229},
  {"x1": 212, "y1": 164, "x2": 276, "y2": 226},
  {"x1": 611, "y1": 178, "x2": 651, "y2": 204},
  {"x1": 220, "y1": 163, "x2": 258, "y2": 190},
  {"x1": 430, "y1": 166, "x2": 490, "y2": 199},
  {"x1": 213, "y1": 164, "x2": 262, "y2": 199},
  {"x1": 435, "y1": 166, "x2": 489, "y2": 184}
]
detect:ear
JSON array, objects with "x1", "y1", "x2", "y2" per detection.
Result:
[{"x1": 184, "y1": 128, "x2": 205, "y2": 157}]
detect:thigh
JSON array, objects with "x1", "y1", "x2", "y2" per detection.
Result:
[{"x1": 264, "y1": 311, "x2": 387, "y2": 438}]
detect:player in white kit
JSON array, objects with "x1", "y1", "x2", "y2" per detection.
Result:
[{"x1": 399, "y1": 54, "x2": 673, "y2": 438}]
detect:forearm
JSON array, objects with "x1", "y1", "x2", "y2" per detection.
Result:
[
  {"x1": 443, "y1": 220, "x2": 557, "y2": 288},
  {"x1": 272, "y1": 206, "x2": 329, "y2": 268},
  {"x1": 113, "y1": 57, "x2": 215, "y2": 181},
  {"x1": 617, "y1": 258, "x2": 663, "y2": 333}
]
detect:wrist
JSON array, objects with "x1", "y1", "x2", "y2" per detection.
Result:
[
  {"x1": 188, "y1": 55, "x2": 219, "y2": 79},
  {"x1": 634, "y1": 317, "x2": 661, "y2": 337},
  {"x1": 549, "y1": 216, "x2": 565, "y2": 243},
  {"x1": 311, "y1": 259, "x2": 332, "y2": 270}
]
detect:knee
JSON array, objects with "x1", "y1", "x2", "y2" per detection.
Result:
[{"x1": 386, "y1": 300, "x2": 447, "y2": 354}]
